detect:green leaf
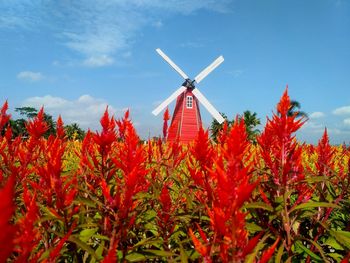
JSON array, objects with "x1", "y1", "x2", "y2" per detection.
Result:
[
  {"x1": 244, "y1": 202, "x2": 273, "y2": 212},
  {"x1": 37, "y1": 215, "x2": 60, "y2": 223},
  {"x1": 328, "y1": 253, "x2": 345, "y2": 261},
  {"x1": 132, "y1": 237, "x2": 162, "y2": 249},
  {"x1": 95, "y1": 241, "x2": 105, "y2": 259},
  {"x1": 275, "y1": 243, "x2": 284, "y2": 263},
  {"x1": 289, "y1": 202, "x2": 340, "y2": 213},
  {"x1": 79, "y1": 228, "x2": 98, "y2": 242},
  {"x1": 295, "y1": 240, "x2": 322, "y2": 261},
  {"x1": 68, "y1": 235, "x2": 99, "y2": 260},
  {"x1": 74, "y1": 197, "x2": 96, "y2": 208},
  {"x1": 324, "y1": 237, "x2": 344, "y2": 250},
  {"x1": 179, "y1": 243, "x2": 188, "y2": 263},
  {"x1": 305, "y1": 176, "x2": 329, "y2": 183},
  {"x1": 329, "y1": 230, "x2": 350, "y2": 250},
  {"x1": 143, "y1": 249, "x2": 174, "y2": 257},
  {"x1": 246, "y1": 223, "x2": 263, "y2": 232},
  {"x1": 38, "y1": 249, "x2": 50, "y2": 261},
  {"x1": 126, "y1": 252, "x2": 148, "y2": 262},
  {"x1": 94, "y1": 212, "x2": 102, "y2": 220},
  {"x1": 40, "y1": 205, "x2": 63, "y2": 221},
  {"x1": 303, "y1": 238, "x2": 328, "y2": 262}
]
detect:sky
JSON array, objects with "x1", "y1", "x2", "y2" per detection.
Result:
[{"x1": 1, "y1": 0, "x2": 350, "y2": 144}]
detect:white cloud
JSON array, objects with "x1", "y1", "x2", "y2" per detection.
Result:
[
  {"x1": 83, "y1": 55, "x2": 114, "y2": 67},
  {"x1": 17, "y1": 71, "x2": 44, "y2": 81},
  {"x1": 1, "y1": 1, "x2": 232, "y2": 67},
  {"x1": 309, "y1": 111, "x2": 325, "y2": 119},
  {"x1": 333, "y1": 106, "x2": 350, "y2": 115},
  {"x1": 300, "y1": 121, "x2": 325, "y2": 133},
  {"x1": 22, "y1": 95, "x2": 121, "y2": 130},
  {"x1": 344, "y1": 118, "x2": 350, "y2": 126}
]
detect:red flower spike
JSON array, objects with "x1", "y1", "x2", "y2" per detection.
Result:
[
  {"x1": 260, "y1": 237, "x2": 280, "y2": 263},
  {"x1": 26, "y1": 107, "x2": 48, "y2": 139},
  {"x1": 0, "y1": 176, "x2": 16, "y2": 262},
  {"x1": 15, "y1": 191, "x2": 40, "y2": 262},
  {"x1": 101, "y1": 179, "x2": 113, "y2": 204},
  {"x1": 195, "y1": 223, "x2": 209, "y2": 245},
  {"x1": 189, "y1": 229, "x2": 209, "y2": 258},
  {"x1": 191, "y1": 127, "x2": 213, "y2": 169},
  {"x1": 159, "y1": 184, "x2": 171, "y2": 212},
  {"x1": 217, "y1": 121, "x2": 229, "y2": 144},
  {"x1": 56, "y1": 115, "x2": 65, "y2": 138},
  {"x1": 242, "y1": 232, "x2": 264, "y2": 257},
  {"x1": 258, "y1": 87, "x2": 306, "y2": 189},
  {"x1": 0, "y1": 100, "x2": 11, "y2": 133},
  {"x1": 277, "y1": 87, "x2": 290, "y2": 116},
  {"x1": 163, "y1": 107, "x2": 170, "y2": 140},
  {"x1": 93, "y1": 107, "x2": 116, "y2": 157},
  {"x1": 315, "y1": 128, "x2": 335, "y2": 177}
]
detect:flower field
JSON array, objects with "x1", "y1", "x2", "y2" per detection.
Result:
[{"x1": 1, "y1": 89, "x2": 350, "y2": 262}]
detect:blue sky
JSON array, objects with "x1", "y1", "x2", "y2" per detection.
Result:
[{"x1": 1, "y1": 0, "x2": 350, "y2": 144}]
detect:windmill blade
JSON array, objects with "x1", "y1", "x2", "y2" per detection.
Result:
[
  {"x1": 194, "y1": 55, "x2": 224, "y2": 84},
  {"x1": 192, "y1": 88, "x2": 225, "y2": 124},
  {"x1": 152, "y1": 86, "x2": 187, "y2": 116},
  {"x1": 156, "y1": 48, "x2": 189, "y2": 80}
]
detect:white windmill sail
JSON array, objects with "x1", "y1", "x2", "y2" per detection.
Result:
[
  {"x1": 192, "y1": 88, "x2": 225, "y2": 124},
  {"x1": 156, "y1": 49, "x2": 188, "y2": 80},
  {"x1": 152, "y1": 86, "x2": 187, "y2": 116},
  {"x1": 194, "y1": 56, "x2": 224, "y2": 84}
]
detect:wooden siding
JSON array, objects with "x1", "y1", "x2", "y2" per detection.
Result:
[{"x1": 167, "y1": 90, "x2": 202, "y2": 143}]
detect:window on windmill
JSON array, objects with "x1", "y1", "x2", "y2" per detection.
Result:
[{"x1": 186, "y1": 96, "x2": 193, "y2": 109}]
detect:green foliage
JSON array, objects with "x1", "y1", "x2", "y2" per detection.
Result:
[
  {"x1": 210, "y1": 110, "x2": 261, "y2": 143},
  {"x1": 5, "y1": 106, "x2": 86, "y2": 140},
  {"x1": 64, "y1": 123, "x2": 86, "y2": 140}
]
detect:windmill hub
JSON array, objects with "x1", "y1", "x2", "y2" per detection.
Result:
[{"x1": 183, "y1": 78, "x2": 196, "y2": 91}]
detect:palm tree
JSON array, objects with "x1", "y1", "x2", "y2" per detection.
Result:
[
  {"x1": 65, "y1": 123, "x2": 86, "y2": 140},
  {"x1": 240, "y1": 110, "x2": 261, "y2": 143},
  {"x1": 288, "y1": 100, "x2": 308, "y2": 118}
]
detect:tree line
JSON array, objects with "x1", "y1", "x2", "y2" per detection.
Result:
[
  {"x1": 3, "y1": 100, "x2": 306, "y2": 142},
  {"x1": 4, "y1": 106, "x2": 85, "y2": 140}
]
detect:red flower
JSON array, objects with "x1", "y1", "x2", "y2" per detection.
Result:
[
  {"x1": 26, "y1": 107, "x2": 48, "y2": 139},
  {"x1": 0, "y1": 176, "x2": 15, "y2": 262},
  {"x1": 315, "y1": 128, "x2": 335, "y2": 177},
  {"x1": 260, "y1": 237, "x2": 280, "y2": 263},
  {"x1": 93, "y1": 108, "x2": 116, "y2": 156},
  {"x1": 56, "y1": 115, "x2": 65, "y2": 139},
  {"x1": 163, "y1": 107, "x2": 170, "y2": 140},
  {"x1": 0, "y1": 101, "x2": 11, "y2": 132},
  {"x1": 189, "y1": 229, "x2": 210, "y2": 259}
]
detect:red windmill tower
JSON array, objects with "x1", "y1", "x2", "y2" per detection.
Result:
[{"x1": 152, "y1": 48, "x2": 225, "y2": 142}]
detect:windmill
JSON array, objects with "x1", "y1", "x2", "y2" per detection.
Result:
[{"x1": 152, "y1": 48, "x2": 225, "y2": 142}]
